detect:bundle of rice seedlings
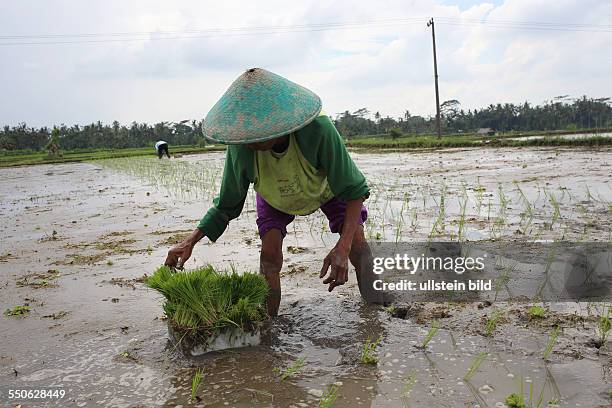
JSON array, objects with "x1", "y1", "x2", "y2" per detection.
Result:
[{"x1": 146, "y1": 265, "x2": 268, "y2": 352}]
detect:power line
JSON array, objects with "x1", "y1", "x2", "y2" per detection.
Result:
[
  {"x1": 0, "y1": 17, "x2": 610, "y2": 46},
  {"x1": 0, "y1": 18, "x2": 424, "y2": 39}
]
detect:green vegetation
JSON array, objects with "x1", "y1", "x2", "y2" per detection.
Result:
[
  {"x1": 389, "y1": 127, "x2": 403, "y2": 140},
  {"x1": 190, "y1": 368, "x2": 203, "y2": 402},
  {"x1": 504, "y1": 376, "x2": 552, "y2": 408},
  {"x1": 463, "y1": 352, "x2": 488, "y2": 381},
  {"x1": 1, "y1": 119, "x2": 207, "y2": 151},
  {"x1": 98, "y1": 156, "x2": 223, "y2": 201},
  {"x1": 527, "y1": 305, "x2": 547, "y2": 319},
  {"x1": 384, "y1": 304, "x2": 397, "y2": 315},
  {"x1": 505, "y1": 392, "x2": 526, "y2": 408},
  {"x1": 4, "y1": 97, "x2": 611, "y2": 167},
  {"x1": 347, "y1": 133, "x2": 612, "y2": 150},
  {"x1": 336, "y1": 97, "x2": 612, "y2": 136},
  {"x1": 317, "y1": 384, "x2": 339, "y2": 408},
  {"x1": 360, "y1": 336, "x2": 382, "y2": 365},
  {"x1": 0, "y1": 145, "x2": 223, "y2": 168},
  {"x1": 485, "y1": 309, "x2": 504, "y2": 337},
  {"x1": 401, "y1": 370, "x2": 417, "y2": 398},
  {"x1": 4, "y1": 305, "x2": 31, "y2": 317},
  {"x1": 543, "y1": 326, "x2": 561, "y2": 360},
  {"x1": 421, "y1": 320, "x2": 441, "y2": 349},
  {"x1": 145, "y1": 265, "x2": 268, "y2": 339},
  {"x1": 275, "y1": 357, "x2": 306, "y2": 381},
  {"x1": 595, "y1": 306, "x2": 611, "y2": 347}
]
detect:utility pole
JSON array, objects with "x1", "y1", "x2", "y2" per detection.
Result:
[{"x1": 427, "y1": 17, "x2": 442, "y2": 138}]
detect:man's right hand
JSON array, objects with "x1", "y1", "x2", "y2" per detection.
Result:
[{"x1": 164, "y1": 228, "x2": 205, "y2": 269}]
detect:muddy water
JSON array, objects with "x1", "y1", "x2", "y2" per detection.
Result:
[{"x1": 1, "y1": 147, "x2": 611, "y2": 407}]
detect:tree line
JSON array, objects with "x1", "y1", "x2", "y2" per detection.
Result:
[
  {"x1": 1, "y1": 96, "x2": 610, "y2": 151},
  {"x1": 0, "y1": 120, "x2": 204, "y2": 152},
  {"x1": 334, "y1": 96, "x2": 612, "y2": 137}
]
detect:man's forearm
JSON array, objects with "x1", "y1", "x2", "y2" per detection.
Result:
[
  {"x1": 337, "y1": 199, "x2": 363, "y2": 250},
  {"x1": 188, "y1": 228, "x2": 206, "y2": 246}
]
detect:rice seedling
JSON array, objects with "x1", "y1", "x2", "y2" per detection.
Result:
[
  {"x1": 384, "y1": 304, "x2": 397, "y2": 315},
  {"x1": 401, "y1": 369, "x2": 417, "y2": 397},
  {"x1": 275, "y1": 357, "x2": 306, "y2": 381},
  {"x1": 505, "y1": 376, "x2": 549, "y2": 408},
  {"x1": 527, "y1": 305, "x2": 547, "y2": 320},
  {"x1": 420, "y1": 187, "x2": 427, "y2": 210},
  {"x1": 420, "y1": 319, "x2": 440, "y2": 349},
  {"x1": 543, "y1": 326, "x2": 561, "y2": 360},
  {"x1": 594, "y1": 305, "x2": 610, "y2": 348},
  {"x1": 485, "y1": 309, "x2": 504, "y2": 337},
  {"x1": 488, "y1": 184, "x2": 511, "y2": 239},
  {"x1": 515, "y1": 182, "x2": 535, "y2": 235},
  {"x1": 505, "y1": 392, "x2": 526, "y2": 408},
  {"x1": 145, "y1": 265, "x2": 268, "y2": 341},
  {"x1": 360, "y1": 336, "x2": 382, "y2": 365},
  {"x1": 463, "y1": 352, "x2": 488, "y2": 381},
  {"x1": 514, "y1": 181, "x2": 532, "y2": 211},
  {"x1": 493, "y1": 261, "x2": 514, "y2": 301},
  {"x1": 410, "y1": 208, "x2": 419, "y2": 233},
  {"x1": 474, "y1": 178, "x2": 485, "y2": 214},
  {"x1": 457, "y1": 183, "x2": 469, "y2": 241},
  {"x1": 547, "y1": 190, "x2": 562, "y2": 229},
  {"x1": 4, "y1": 305, "x2": 31, "y2": 317},
  {"x1": 584, "y1": 184, "x2": 594, "y2": 202},
  {"x1": 394, "y1": 211, "x2": 404, "y2": 244},
  {"x1": 190, "y1": 368, "x2": 203, "y2": 402},
  {"x1": 498, "y1": 184, "x2": 510, "y2": 213},
  {"x1": 318, "y1": 384, "x2": 339, "y2": 408}
]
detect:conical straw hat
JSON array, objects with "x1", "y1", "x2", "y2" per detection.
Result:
[{"x1": 202, "y1": 68, "x2": 322, "y2": 144}]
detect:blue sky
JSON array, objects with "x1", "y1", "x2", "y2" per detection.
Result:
[{"x1": 0, "y1": 0, "x2": 610, "y2": 126}]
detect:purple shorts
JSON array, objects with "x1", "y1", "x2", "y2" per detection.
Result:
[{"x1": 256, "y1": 194, "x2": 368, "y2": 238}]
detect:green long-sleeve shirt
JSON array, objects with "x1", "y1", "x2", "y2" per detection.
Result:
[{"x1": 197, "y1": 115, "x2": 369, "y2": 242}]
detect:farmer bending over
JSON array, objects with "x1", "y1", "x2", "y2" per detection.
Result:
[
  {"x1": 155, "y1": 140, "x2": 170, "y2": 159},
  {"x1": 165, "y1": 68, "x2": 376, "y2": 316}
]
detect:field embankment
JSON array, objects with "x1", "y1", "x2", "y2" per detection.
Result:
[
  {"x1": 0, "y1": 145, "x2": 224, "y2": 168},
  {"x1": 346, "y1": 132, "x2": 612, "y2": 149}
]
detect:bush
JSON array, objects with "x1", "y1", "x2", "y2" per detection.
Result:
[
  {"x1": 146, "y1": 265, "x2": 268, "y2": 338},
  {"x1": 389, "y1": 128, "x2": 403, "y2": 140}
]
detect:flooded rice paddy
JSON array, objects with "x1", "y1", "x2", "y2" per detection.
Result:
[{"x1": 1, "y1": 146, "x2": 611, "y2": 407}]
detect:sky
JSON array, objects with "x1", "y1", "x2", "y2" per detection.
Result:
[{"x1": 0, "y1": 0, "x2": 611, "y2": 127}]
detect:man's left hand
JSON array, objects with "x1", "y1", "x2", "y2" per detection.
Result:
[{"x1": 320, "y1": 244, "x2": 350, "y2": 292}]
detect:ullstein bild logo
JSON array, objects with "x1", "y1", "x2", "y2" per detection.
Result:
[{"x1": 361, "y1": 241, "x2": 612, "y2": 303}]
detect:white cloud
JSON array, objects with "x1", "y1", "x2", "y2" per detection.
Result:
[{"x1": 0, "y1": 0, "x2": 610, "y2": 126}]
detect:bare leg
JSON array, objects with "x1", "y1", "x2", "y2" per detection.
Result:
[
  {"x1": 259, "y1": 229, "x2": 284, "y2": 317},
  {"x1": 347, "y1": 226, "x2": 384, "y2": 303}
]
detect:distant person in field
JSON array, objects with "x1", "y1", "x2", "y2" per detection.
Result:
[
  {"x1": 165, "y1": 68, "x2": 377, "y2": 316},
  {"x1": 155, "y1": 140, "x2": 170, "y2": 159}
]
